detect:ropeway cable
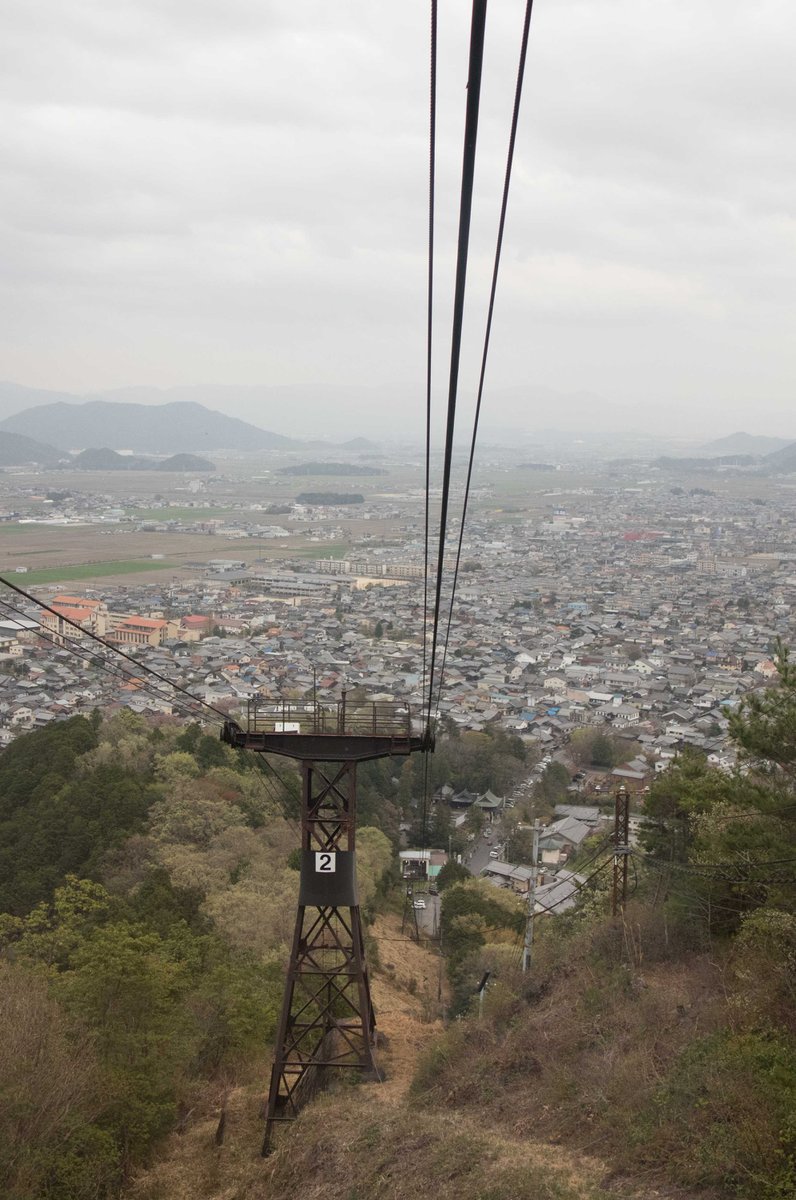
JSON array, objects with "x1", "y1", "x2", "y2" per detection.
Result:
[
  {"x1": 433, "y1": 0, "x2": 536, "y2": 717},
  {"x1": 425, "y1": 0, "x2": 488, "y2": 732},
  {"x1": 0, "y1": 597, "x2": 210, "y2": 722},
  {"x1": 419, "y1": 0, "x2": 438, "y2": 858}
]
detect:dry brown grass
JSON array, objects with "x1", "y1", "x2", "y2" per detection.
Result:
[
  {"x1": 127, "y1": 907, "x2": 720, "y2": 1200},
  {"x1": 126, "y1": 913, "x2": 447, "y2": 1200},
  {"x1": 260, "y1": 1099, "x2": 620, "y2": 1200}
]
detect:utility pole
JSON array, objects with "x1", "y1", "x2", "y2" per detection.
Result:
[
  {"x1": 476, "y1": 970, "x2": 491, "y2": 1020},
  {"x1": 612, "y1": 783, "x2": 630, "y2": 917},
  {"x1": 401, "y1": 881, "x2": 421, "y2": 943},
  {"x1": 522, "y1": 820, "x2": 541, "y2": 973}
]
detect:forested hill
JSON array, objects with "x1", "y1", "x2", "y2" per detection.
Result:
[
  {"x1": 3, "y1": 673, "x2": 796, "y2": 1200},
  {"x1": 154, "y1": 654, "x2": 796, "y2": 1200},
  {"x1": 0, "y1": 713, "x2": 393, "y2": 1198}
]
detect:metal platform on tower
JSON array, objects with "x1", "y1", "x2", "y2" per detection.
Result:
[
  {"x1": 221, "y1": 696, "x2": 429, "y2": 761},
  {"x1": 221, "y1": 693, "x2": 430, "y2": 1153}
]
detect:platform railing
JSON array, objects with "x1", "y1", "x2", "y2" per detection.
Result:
[{"x1": 244, "y1": 697, "x2": 413, "y2": 739}]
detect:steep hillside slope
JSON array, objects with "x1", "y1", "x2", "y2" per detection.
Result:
[{"x1": 127, "y1": 914, "x2": 641, "y2": 1200}]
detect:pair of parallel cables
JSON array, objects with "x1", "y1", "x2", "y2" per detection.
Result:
[
  {"x1": 0, "y1": 576, "x2": 299, "y2": 829},
  {"x1": 420, "y1": 0, "x2": 536, "y2": 845}
]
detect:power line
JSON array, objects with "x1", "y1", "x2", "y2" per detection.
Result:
[
  {"x1": 567, "y1": 834, "x2": 614, "y2": 877},
  {"x1": 0, "y1": 600, "x2": 298, "y2": 842},
  {"x1": 641, "y1": 872, "x2": 774, "y2": 921},
  {"x1": 420, "y1": 751, "x2": 432, "y2": 856},
  {"x1": 419, "y1": 0, "x2": 438, "y2": 864},
  {"x1": 248, "y1": 753, "x2": 301, "y2": 837},
  {"x1": 0, "y1": 598, "x2": 207, "y2": 722},
  {"x1": 0, "y1": 574, "x2": 231, "y2": 723},
  {"x1": 533, "y1": 860, "x2": 612, "y2": 918},
  {"x1": 2, "y1": 597, "x2": 303, "y2": 853},
  {"x1": 421, "y1": 0, "x2": 437, "y2": 723},
  {"x1": 426, "y1": 0, "x2": 488, "y2": 729},
  {"x1": 646, "y1": 804, "x2": 796, "y2": 828},
  {"x1": 434, "y1": 0, "x2": 536, "y2": 715},
  {"x1": 632, "y1": 850, "x2": 796, "y2": 876}
]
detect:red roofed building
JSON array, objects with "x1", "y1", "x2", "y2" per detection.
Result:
[
  {"x1": 41, "y1": 595, "x2": 109, "y2": 642},
  {"x1": 180, "y1": 614, "x2": 213, "y2": 642},
  {"x1": 40, "y1": 593, "x2": 180, "y2": 647},
  {"x1": 107, "y1": 616, "x2": 179, "y2": 647}
]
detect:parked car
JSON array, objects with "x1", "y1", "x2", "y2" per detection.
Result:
[
  {"x1": 489, "y1": 849, "x2": 500, "y2": 859},
  {"x1": 413, "y1": 898, "x2": 426, "y2": 909}
]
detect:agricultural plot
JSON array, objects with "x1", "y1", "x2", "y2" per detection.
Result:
[{"x1": 8, "y1": 560, "x2": 180, "y2": 585}]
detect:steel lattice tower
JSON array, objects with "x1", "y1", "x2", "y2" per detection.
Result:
[{"x1": 223, "y1": 695, "x2": 427, "y2": 1153}]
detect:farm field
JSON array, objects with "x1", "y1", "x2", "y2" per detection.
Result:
[
  {"x1": 128, "y1": 506, "x2": 233, "y2": 521},
  {"x1": 288, "y1": 541, "x2": 350, "y2": 560},
  {"x1": 0, "y1": 525, "x2": 360, "y2": 583},
  {"x1": 0, "y1": 459, "x2": 431, "y2": 587},
  {"x1": 5, "y1": 560, "x2": 180, "y2": 585}
]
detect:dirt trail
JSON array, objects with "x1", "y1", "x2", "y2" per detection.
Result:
[
  {"x1": 367, "y1": 911, "x2": 447, "y2": 1101},
  {"x1": 129, "y1": 914, "x2": 668, "y2": 1200},
  {"x1": 127, "y1": 912, "x2": 446, "y2": 1200}
]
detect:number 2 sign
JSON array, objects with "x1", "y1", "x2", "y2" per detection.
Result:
[{"x1": 315, "y1": 851, "x2": 336, "y2": 874}]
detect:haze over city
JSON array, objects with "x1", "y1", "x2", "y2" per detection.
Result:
[{"x1": 2, "y1": 0, "x2": 796, "y2": 440}]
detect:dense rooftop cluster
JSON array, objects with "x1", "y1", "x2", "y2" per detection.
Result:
[{"x1": 2, "y1": 472, "x2": 794, "y2": 776}]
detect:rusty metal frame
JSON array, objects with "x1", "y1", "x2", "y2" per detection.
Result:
[
  {"x1": 221, "y1": 696, "x2": 430, "y2": 763},
  {"x1": 261, "y1": 757, "x2": 375, "y2": 1154},
  {"x1": 225, "y1": 708, "x2": 429, "y2": 1154}
]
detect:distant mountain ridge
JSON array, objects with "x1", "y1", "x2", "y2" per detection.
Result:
[
  {"x1": 654, "y1": 433, "x2": 796, "y2": 475},
  {"x1": 0, "y1": 399, "x2": 298, "y2": 453}
]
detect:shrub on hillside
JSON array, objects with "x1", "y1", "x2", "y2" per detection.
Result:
[{"x1": 634, "y1": 1030, "x2": 796, "y2": 1199}]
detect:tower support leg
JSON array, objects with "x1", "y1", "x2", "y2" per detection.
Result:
[{"x1": 262, "y1": 760, "x2": 377, "y2": 1154}]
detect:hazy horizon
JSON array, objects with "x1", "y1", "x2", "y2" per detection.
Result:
[
  {"x1": 1, "y1": 378, "x2": 795, "y2": 446},
  {"x1": 3, "y1": 3, "x2": 796, "y2": 442}
]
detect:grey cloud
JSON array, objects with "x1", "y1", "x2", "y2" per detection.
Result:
[{"x1": 1, "y1": 0, "x2": 795, "y2": 435}]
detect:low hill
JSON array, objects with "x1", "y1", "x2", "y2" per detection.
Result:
[
  {"x1": 0, "y1": 430, "x2": 65, "y2": 466},
  {"x1": 339, "y1": 437, "x2": 380, "y2": 451},
  {"x1": 765, "y1": 441, "x2": 796, "y2": 472},
  {"x1": 278, "y1": 461, "x2": 387, "y2": 476},
  {"x1": 156, "y1": 453, "x2": 215, "y2": 472},
  {"x1": 0, "y1": 399, "x2": 299, "y2": 453},
  {"x1": 70, "y1": 448, "x2": 214, "y2": 470},
  {"x1": 72, "y1": 447, "x2": 149, "y2": 470},
  {"x1": 697, "y1": 430, "x2": 791, "y2": 456},
  {"x1": 72, "y1": 447, "x2": 217, "y2": 471},
  {"x1": 655, "y1": 453, "x2": 756, "y2": 470}
]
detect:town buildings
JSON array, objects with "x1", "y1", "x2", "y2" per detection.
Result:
[{"x1": 1, "y1": 463, "x2": 794, "y2": 783}]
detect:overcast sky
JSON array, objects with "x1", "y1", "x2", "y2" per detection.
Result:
[{"x1": 1, "y1": 0, "x2": 795, "y2": 439}]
